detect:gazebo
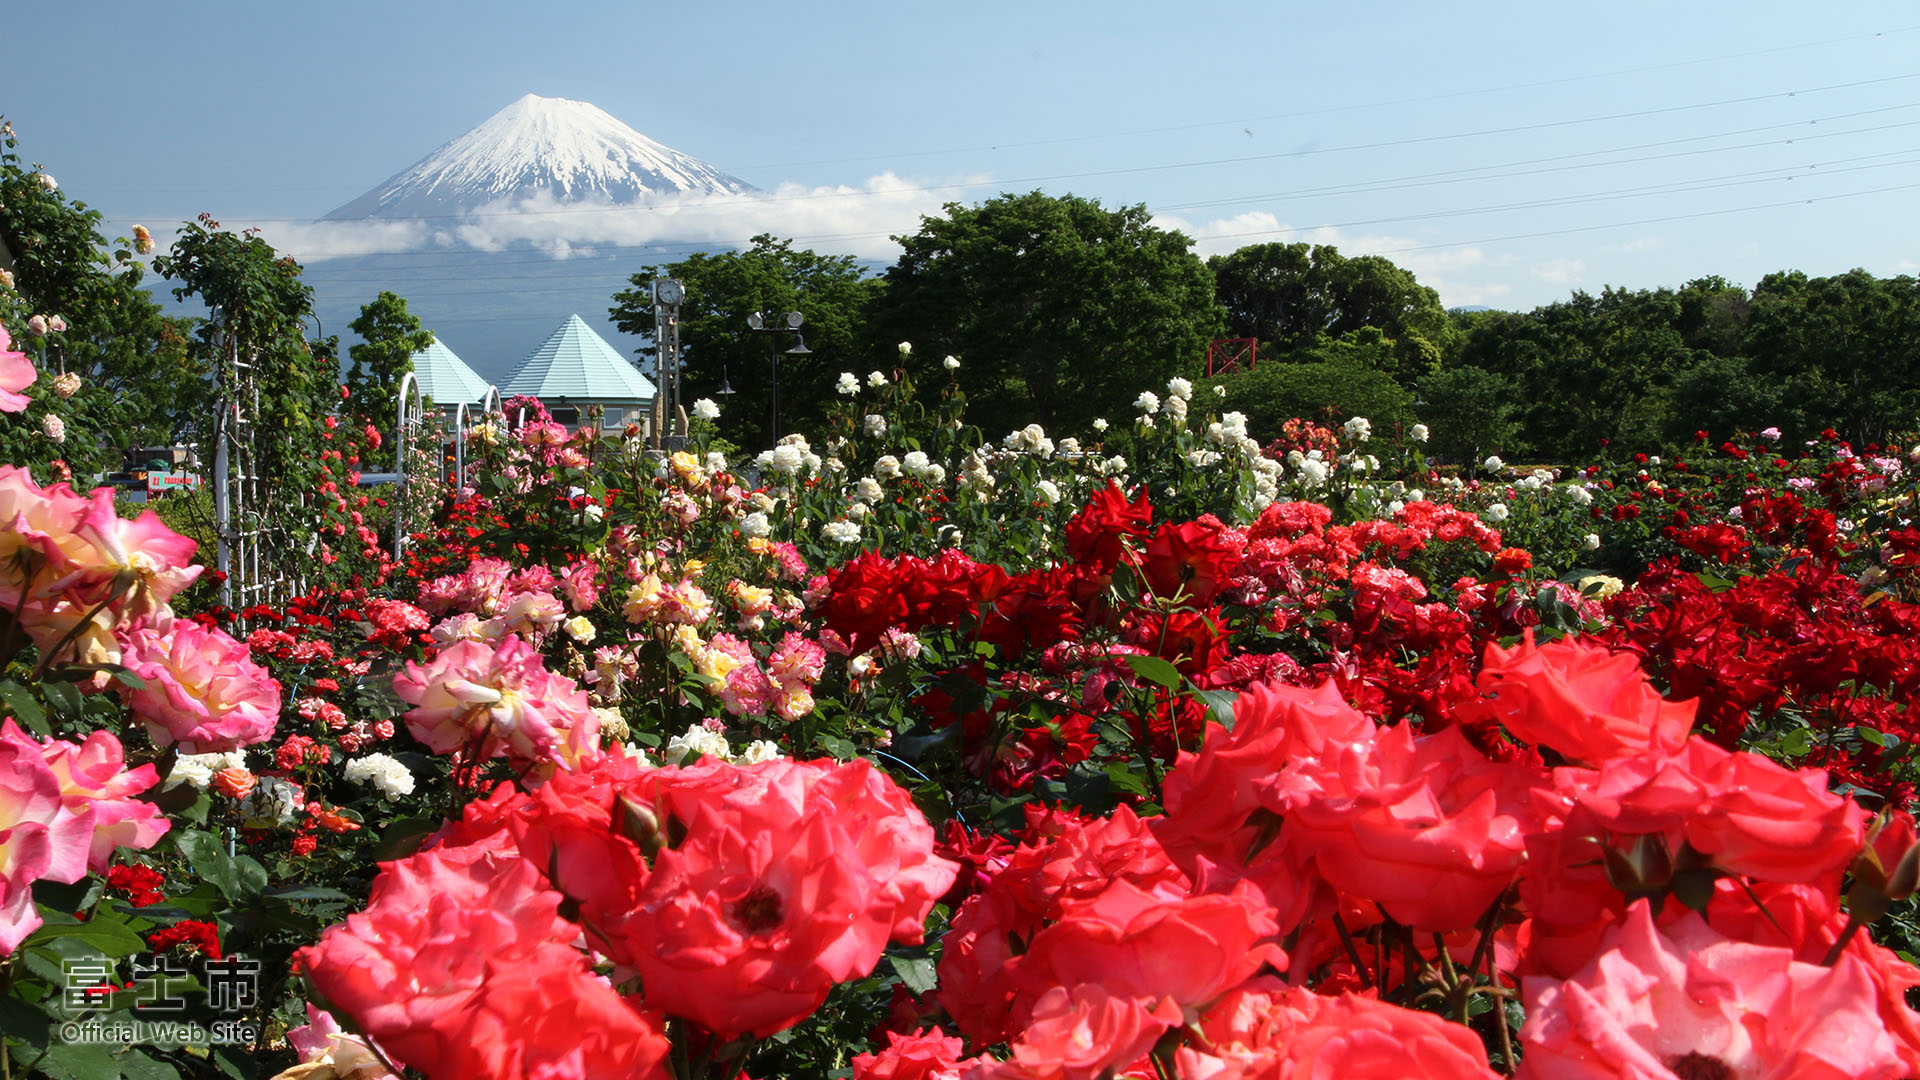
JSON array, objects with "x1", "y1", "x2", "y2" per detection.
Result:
[
  {"x1": 500, "y1": 314, "x2": 656, "y2": 432},
  {"x1": 409, "y1": 338, "x2": 493, "y2": 417}
]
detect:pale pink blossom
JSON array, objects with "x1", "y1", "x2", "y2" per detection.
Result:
[
  {"x1": 119, "y1": 620, "x2": 282, "y2": 752},
  {"x1": 392, "y1": 636, "x2": 599, "y2": 770}
]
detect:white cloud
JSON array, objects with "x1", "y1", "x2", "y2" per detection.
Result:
[
  {"x1": 240, "y1": 173, "x2": 989, "y2": 265},
  {"x1": 1531, "y1": 258, "x2": 1586, "y2": 285}
]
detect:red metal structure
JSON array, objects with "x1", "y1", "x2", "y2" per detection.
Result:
[{"x1": 1207, "y1": 337, "x2": 1257, "y2": 378}]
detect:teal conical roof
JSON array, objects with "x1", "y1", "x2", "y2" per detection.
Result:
[
  {"x1": 501, "y1": 314, "x2": 656, "y2": 401},
  {"x1": 410, "y1": 338, "x2": 492, "y2": 405}
]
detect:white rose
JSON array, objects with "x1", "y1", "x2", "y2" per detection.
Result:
[
  {"x1": 564, "y1": 615, "x2": 597, "y2": 644},
  {"x1": 944, "y1": 355, "x2": 960, "y2": 370},
  {"x1": 822, "y1": 520, "x2": 862, "y2": 544},
  {"x1": 344, "y1": 753, "x2": 416, "y2": 799},
  {"x1": 1166, "y1": 377, "x2": 1193, "y2": 401},
  {"x1": 1409, "y1": 423, "x2": 1429, "y2": 443},
  {"x1": 867, "y1": 371, "x2": 888, "y2": 388},
  {"x1": 898, "y1": 341, "x2": 913, "y2": 358},
  {"x1": 740, "y1": 511, "x2": 771, "y2": 538},
  {"x1": 1486, "y1": 503, "x2": 1510, "y2": 522},
  {"x1": 1343, "y1": 417, "x2": 1372, "y2": 443},
  {"x1": 692, "y1": 398, "x2": 720, "y2": 421},
  {"x1": 836, "y1": 372, "x2": 860, "y2": 395}
]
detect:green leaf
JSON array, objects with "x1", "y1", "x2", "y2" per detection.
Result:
[
  {"x1": 173, "y1": 830, "x2": 267, "y2": 903},
  {"x1": 41, "y1": 679, "x2": 83, "y2": 728},
  {"x1": 0, "y1": 679, "x2": 49, "y2": 736},
  {"x1": 35, "y1": 1041, "x2": 122, "y2": 1080},
  {"x1": 23, "y1": 914, "x2": 149, "y2": 957},
  {"x1": 1192, "y1": 689, "x2": 1238, "y2": 731},
  {"x1": 1123, "y1": 655, "x2": 1182, "y2": 692},
  {"x1": 112, "y1": 1050, "x2": 183, "y2": 1080},
  {"x1": 372, "y1": 817, "x2": 442, "y2": 862},
  {"x1": 887, "y1": 955, "x2": 938, "y2": 995}
]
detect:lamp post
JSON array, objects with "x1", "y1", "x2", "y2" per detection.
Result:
[{"x1": 746, "y1": 311, "x2": 809, "y2": 447}]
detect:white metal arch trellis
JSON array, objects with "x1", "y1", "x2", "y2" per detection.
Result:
[{"x1": 390, "y1": 371, "x2": 428, "y2": 562}]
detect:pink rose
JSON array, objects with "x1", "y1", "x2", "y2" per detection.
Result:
[
  {"x1": 35, "y1": 725, "x2": 169, "y2": 874},
  {"x1": 119, "y1": 619, "x2": 281, "y2": 752},
  {"x1": 1518, "y1": 901, "x2": 1904, "y2": 1079},
  {"x1": 1565, "y1": 736, "x2": 1867, "y2": 884},
  {"x1": 392, "y1": 636, "x2": 599, "y2": 770},
  {"x1": 0, "y1": 322, "x2": 36, "y2": 413},
  {"x1": 854, "y1": 1028, "x2": 969, "y2": 1080}
]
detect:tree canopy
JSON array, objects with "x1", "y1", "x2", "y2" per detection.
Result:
[
  {"x1": 867, "y1": 192, "x2": 1224, "y2": 434},
  {"x1": 346, "y1": 291, "x2": 432, "y2": 466},
  {"x1": 611, "y1": 235, "x2": 879, "y2": 449},
  {"x1": 1209, "y1": 242, "x2": 1451, "y2": 383}
]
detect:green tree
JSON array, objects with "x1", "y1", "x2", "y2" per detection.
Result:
[
  {"x1": 346, "y1": 291, "x2": 432, "y2": 467},
  {"x1": 1209, "y1": 242, "x2": 1451, "y2": 383},
  {"x1": 1205, "y1": 353, "x2": 1415, "y2": 442},
  {"x1": 1742, "y1": 269, "x2": 1920, "y2": 446},
  {"x1": 0, "y1": 122, "x2": 202, "y2": 476},
  {"x1": 1417, "y1": 365, "x2": 1518, "y2": 474},
  {"x1": 868, "y1": 192, "x2": 1224, "y2": 435},
  {"x1": 155, "y1": 216, "x2": 336, "y2": 557},
  {"x1": 611, "y1": 235, "x2": 879, "y2": 450}
]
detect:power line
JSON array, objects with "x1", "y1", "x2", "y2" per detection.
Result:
[{"x1": 116, "y1": 71, "x2": 1920, "y2": 228}]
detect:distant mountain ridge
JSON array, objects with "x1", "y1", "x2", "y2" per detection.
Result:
[{"x1": 323, "y1": 94, "x2": 757, "y2": 221}]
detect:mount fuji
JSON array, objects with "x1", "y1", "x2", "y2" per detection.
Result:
[
  {"x1": 324, "y1": 94, "x2": 757, "y2": 220},
  {"x1": 304, "y1": 95, "x2": 766, "y2": 382}
]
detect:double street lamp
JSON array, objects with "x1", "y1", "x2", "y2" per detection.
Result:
[{"x1": 746, "y1": 311, "x2": 810, "y2": 446}]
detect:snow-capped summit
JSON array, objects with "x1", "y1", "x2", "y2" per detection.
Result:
[{"x1": 324, "y1": 94, "x2": 757, "y2": 220}]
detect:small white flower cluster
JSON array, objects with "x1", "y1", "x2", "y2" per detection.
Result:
[
  {"x1": 901, "y1": 451, "x2": 945, "y2": 484},
  {"x1": 166, "y1": 751, "x2": 249, "y2": 790},
  {"x1": 344, "y1": 753, "x2": 416, "y2": 799},
  {"x1": 754, "y1": 435, "x2": 822, "y2": 479},
  {"x1": 1003, "y1": 423, "x2": 1055, "y2": 457}
]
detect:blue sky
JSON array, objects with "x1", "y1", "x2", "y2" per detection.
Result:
[{"x1": 9, "y1": 1, "x2": 1920, "y2": 313}]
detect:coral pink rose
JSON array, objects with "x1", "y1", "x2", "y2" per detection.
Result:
[
  {"x1": 939, "y1": 806, "x2": 1188, "y2": 1047},
  {"x1": 615, "y1": 757, "x2": 957, "y2": 1038},
  {"x1": 1277, "y1": 723, "x2": 1548, "y2": 930},
  {"x1": 0, "y1": 323, "x2": 36, "y2": 413},
  {"x1": 1518, "y1": 901, "x2": 1904, "y2": 1079},
  {"x1": 295, "y1": 844, "x2": 668, "y2": 1079},
  {"x1": 853, "y1": 1028, "x2": 969, "y2": 1080},
  {"x1": 119, "y1": 619, "x2": 281, "y2": 752},
  {"x1": 52, "y1": 488, "x2": 202, "y2": 617},
  {"x1": 392, "y1": 636, "x2": 599, "y2": 770},
  {"x1": 1175, "y1": 983, "x2": 1500, "y2": 1079},
  {"x1": 1470, "y1": 632, "x2": 1694, "y2": 765},
  {"x1": 967, "y1": 985, "x2": 1179, "y2": 1080},
  {"x1": 1010, "y1": 879, "x2": 1283, "y2": 1031},
  {"x1": 1565, "y1": 736, "x2": 1867, "y2": 884}
]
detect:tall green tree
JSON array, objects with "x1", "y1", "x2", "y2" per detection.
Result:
[
  {"x1": 0, "y1": 123, "x2": 201, "y2": 476},
  {"x1": 346, "y1": 291, "x2": 432, "y2": 466},
  {"x1": 155, "y1": 216, "x2": 336, "y2": 521},
  {"x1": 868, "y1": 192, "x2": 1224, "y2": 434},
  {"x1": 1742, "y1": 269, "x2": 1920, "y2": 446},
  {"x1": 611, "y1": 235, "x2": 878, "y2": 449},
  {"x1": 1417, "y1": 365, "x2": 1518, "y2": 474},
  {"x1": 1209, "y1": 242, "x2": 1451, "y2": 383}
]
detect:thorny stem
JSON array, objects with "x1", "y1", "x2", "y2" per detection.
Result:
[{"x1": 1331, "y1": 910, "x2": 1373, "y2": 989}]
